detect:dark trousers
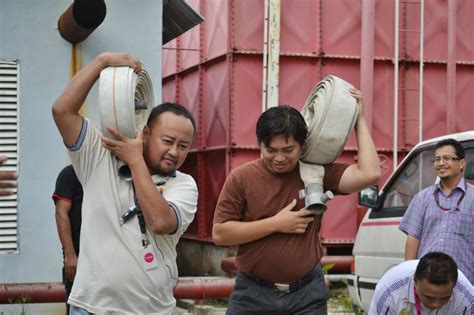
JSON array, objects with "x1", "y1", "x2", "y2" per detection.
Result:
[{"x1": 226, "y1": 264, "x2": 330, "y2": 315}]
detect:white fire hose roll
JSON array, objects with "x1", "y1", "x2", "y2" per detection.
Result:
[
  {"x1": 299, "y1": 75, "x2": 359, "y2": 213},
  {"x1": 300, "y1": 75, "x2": 358, "y2": 165},
  {"x1": 98, "y1": 66, "x2": 154, "y2": 140}
]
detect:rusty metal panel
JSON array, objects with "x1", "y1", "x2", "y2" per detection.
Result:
[
  {"x1": 179, "y1": 71, "x2": 200, "y2": 151},
  {"x1": 373, "y1": 1, "x2": 395, "y2": 58},
  {"x1": 177, "y1": 0, "x2": 201, "y2": 71},
  {"x1": 321, "y1": 0, "x2": 361, "y2": 57},
  {"x1": 232, "y1": 0, "x2": 264, "y2": 51},
  {"x1": 280, "y1": 0, "x2": 320, "y2": 54},
  {"x1": 201, "y1": 150, "x2": 228, "y2": 238},
  {"x1": 202, "y1": 60, "x2": 230, "y2": 148},
  {"x1": 163, "y1": 39, "x2": 177, "y2": 78},
  {"x1": 456, "y1": 65, "x2": 474, "y2": 131},
  {"x1": 162, "y1": 78, "x2": 177, "y2": 103},
  {"x1": 455, "y1": 1, "x2": 474, "y2": 61},
  {"x1": 202, "y1": 0, "x2": 229, "y2": 60},
  {"x1": 163, "y1": 0, "x2": 474, "y2": 243},
  {"x1": 231, "y1": 55, "x2": 262, "y2": 145},
  {"x1": 278, "y1": 58, "x2": 320, "y2": 110}
]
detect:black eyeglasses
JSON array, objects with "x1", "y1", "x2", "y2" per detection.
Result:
[{"x1": 431, "y1": 156, "x2": 461, "y2": 164}]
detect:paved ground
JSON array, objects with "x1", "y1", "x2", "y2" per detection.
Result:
[{"x1": 176, "y1": 302, "x2": 356, "y2": 314}]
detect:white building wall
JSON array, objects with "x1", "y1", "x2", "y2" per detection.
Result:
[{"x1": 0, "y1": 0, "x2": 162, "y2": 308}]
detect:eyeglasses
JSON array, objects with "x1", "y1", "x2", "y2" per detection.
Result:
[{"x1": 431, "y1": 156, "x2": 460, "y2": 164}]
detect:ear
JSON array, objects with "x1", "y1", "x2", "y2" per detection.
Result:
[
  {"x1": 460, "y1": 159, "x2": 466, "y2": 172},
  {"x1": 142, "y1": 125, "x2": 150, "y2": 140}
]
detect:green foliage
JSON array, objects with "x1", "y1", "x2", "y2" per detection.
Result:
[
  {"x1": 7, "y1": 295, "x2": 31, "y2": 315},
  {"x1": 322, "y1": 263, "x2": 335, "y2": 274}
]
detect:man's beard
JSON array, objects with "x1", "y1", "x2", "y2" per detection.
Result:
[
  {"x1": 144, "y1": 151, "x2": 176, "y2": 176},
  {"x1": 150, "y1": 163, "x2": 176, "y2": 177},
  {"x1": 143, "y1": 142, "x2": 177, "y2": 177}
]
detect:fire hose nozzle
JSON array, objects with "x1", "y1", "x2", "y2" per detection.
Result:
[{"x1": 304, "y1": 183, "x2": 334, "y2": 215}]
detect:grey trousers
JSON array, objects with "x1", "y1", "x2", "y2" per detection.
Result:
[{"x1": 226, "y1": 264, "x2": 330, "y2": 315}]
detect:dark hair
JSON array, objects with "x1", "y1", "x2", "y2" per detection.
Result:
[
  {"x1": 256, "y1": 105, "x2": 307, "y2": 146},
  {"x1": 435, "y1": 138, "x2": 465, "y2": 159},
  {"x1": 147, "y1": 102, "x2": 196, "y2": 133},
  {"x1": 414, "y1": 252, "x2": 458, "y2": 285}
]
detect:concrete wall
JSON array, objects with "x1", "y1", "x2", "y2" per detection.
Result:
[{"x1": 0, "y1": 0, "x2": 162, "y2": 311}]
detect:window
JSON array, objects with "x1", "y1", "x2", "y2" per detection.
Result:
[
  {"x1": 382, "y1": 142, "x2": 474, "y2": 209},
  {"x1": 0, "y1": 60, "x2": 19, "y2": 253}
]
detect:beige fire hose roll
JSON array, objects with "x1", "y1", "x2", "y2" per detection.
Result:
[
  {"x1": 98, "y1": 66, "x2": 154, "y2": 180},
  {"x1": 300, "y1": 75, "x2": 358, "y2": 165},
  {"x1": 299, "y1": 75, "x2": 359, "y2": 213},
  {"x1": 98, "y1": 66, "x2": 154, "y2": 140}
]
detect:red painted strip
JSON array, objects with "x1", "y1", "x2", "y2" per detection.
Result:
[
  {"x1": 361, "y1": 221, "x2": 400, "y2": 227},
  {"x1": 52, "y1": 194, "x2": 72, "y2": 204}
]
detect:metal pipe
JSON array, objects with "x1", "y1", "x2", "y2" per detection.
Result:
[
  {"x1": 320, "y1": 255, "x2": 354, "y2": 272},
  {"x1": 418, "y1": 0, "x2": 425, "y2": 141},
  {"x1": 267, "y1": 0, "x2": 281, "y2": 108},
  {"x1": 360, "y1": 0, "x2": 375, "y2": 133},
  {"x1": 174, "y1": 278, "x2": 235, "y2": 299},
  {"x1": 58, "y1": 0, "x2": 106, "y2": 44},
  {"x1": 262, "y1": 0, "x2": 270, "y2": 112},
  {"x1": 393, "y1": 0, "x2": 400, "y2": 169},
  {"x1": 0, "y1": 278, "x2": 236, "y2": 304},
  {"x1": 447, "y1": 0, "x2": 457, "y2": 133}
]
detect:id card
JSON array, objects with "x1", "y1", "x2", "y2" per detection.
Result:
[{"x1": 140, "y1": 245, "x2": 158, "y2": 271}]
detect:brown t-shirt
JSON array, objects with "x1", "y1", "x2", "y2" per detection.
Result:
[{"x1": 213, "y1": 158, "x2": 349, "y2": 283}]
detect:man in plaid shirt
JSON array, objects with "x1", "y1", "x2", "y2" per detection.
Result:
[{"x1": 399, "y1": 138, "x2": 473, "y2": 284}]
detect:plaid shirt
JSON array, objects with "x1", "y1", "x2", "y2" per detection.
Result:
[{"x1": 400, "y1": 178, "x2": 474, "y2": 284}]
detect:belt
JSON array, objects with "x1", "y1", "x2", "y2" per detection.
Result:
[{"x1": 244, "y1": 265, "x2": 320, "y2": 293}]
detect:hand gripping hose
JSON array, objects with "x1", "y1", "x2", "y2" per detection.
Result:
[
  {"x1": 98, "y1": 66, "x2": 155, "y2": 179},
  {"x1": 299, "y1": 75, "x2": 359, "y2": 214}
]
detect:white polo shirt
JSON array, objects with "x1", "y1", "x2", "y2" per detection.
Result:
[
  {"x1": 67, "y1": 119, "x2": 198, "y2": 314},
  {"x1": 369, "y1": 260, "x2": 473, "y2": 315}
]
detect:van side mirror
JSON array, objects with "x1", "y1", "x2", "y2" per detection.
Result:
[{"x1": 358, "y1": 185, "x2": 379, "y2": 208}]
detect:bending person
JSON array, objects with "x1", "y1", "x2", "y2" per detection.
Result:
[{"x1": 369, "y1": 252, "x2": 473, "y2": 314}]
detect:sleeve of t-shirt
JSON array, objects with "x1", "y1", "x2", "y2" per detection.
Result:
[
  {"x1": 454, "y1": 269, "x2": 474, "y2": 313},
  {"x1": 369, "y1": 278, "x2": 398, "y2": 315},
  {"x1": 52, "y1": 166, "x2": 75, "y2": 204},
  {"x1": 213, "y1": 171, "x2": 247, "y2": 224},
  {"x1": 399, "y1": 192, "x2": 425, "y2": 239},
  {"x1": 162, "y1": 173, "x2": 198, "y2": 238},
  {"x1": 323, "y1": 163, "x2": 351, "y2": 195},
  {"x1": 67, "y1": 118, "x2": 110, "y2": 186}
]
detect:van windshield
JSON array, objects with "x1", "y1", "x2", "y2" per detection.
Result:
[
  {"x1": 382, "y1": 143, "x2": 474, "y2": 208},
  {"x1": 382, "y1": 148, "x2": 437, "y2": 208}
]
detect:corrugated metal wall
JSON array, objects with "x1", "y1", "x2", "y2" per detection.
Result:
[{"x1": 162, "y1": 0, "x2": 474, "y2": 244}]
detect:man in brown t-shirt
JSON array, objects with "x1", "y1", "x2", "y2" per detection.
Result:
[{"x1": 213, "y1": 89, "x2": 381, "y2": 314}]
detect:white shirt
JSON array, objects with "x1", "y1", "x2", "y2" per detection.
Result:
[
  {"x1": 369, "y1": 260, "x2": 473, "y2": 315},
  {"x1": 67, "y1": 119, "x2": 198, "y2": 314}
]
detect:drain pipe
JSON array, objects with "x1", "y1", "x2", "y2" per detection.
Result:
[
  {"x1": 58, "y1": 0, "x2": 107, "y2": 44},
  {"x1": 0, "y1": 278, "x2": 235, "y2": 304}
]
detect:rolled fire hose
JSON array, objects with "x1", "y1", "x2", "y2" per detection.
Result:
[
  {"x1": 98, "y1": 66, "x2": 155, "y2": 179},
  {"x1": 299, "y1": 75, "x2": 359, "y2": 214}
]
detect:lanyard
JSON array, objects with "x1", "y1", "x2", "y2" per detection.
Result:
[
  {"x1": 434, "y1": 188, "x2": 465, "y2": 211},
  {"x1": 414, "y1": 286, "x2": 422, "y2": 315},
  {"x1": 132, "y1": 183, "x2": 150, "y2": 247}
]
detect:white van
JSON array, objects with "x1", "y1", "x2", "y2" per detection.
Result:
[{"x1": 347, "y1": 131, "x2": 474, "y2": 312}]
